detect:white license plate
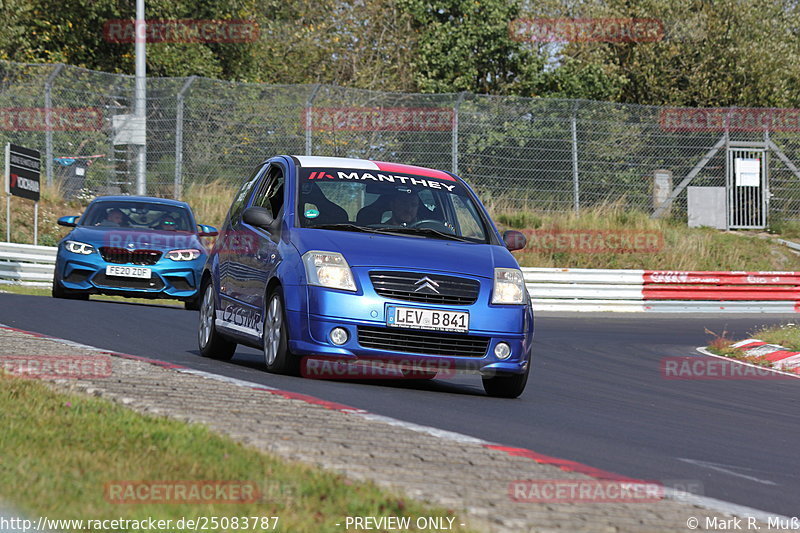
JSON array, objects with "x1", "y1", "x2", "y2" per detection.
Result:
[
  {"x1": 105, "y1": 265, "x2": 151, "y2": 279},
  {"x1": 387, "y1": 306, "x2": 469, "y2": 332}
]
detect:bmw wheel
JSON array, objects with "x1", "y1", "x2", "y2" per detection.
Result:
[{"x1": 198, "y1": 280, "x2": 236, "y2": 360}]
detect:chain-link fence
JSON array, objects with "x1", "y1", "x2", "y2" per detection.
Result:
[{"x1": 3, "y1": 59, "x2": 800, "y2": 222}]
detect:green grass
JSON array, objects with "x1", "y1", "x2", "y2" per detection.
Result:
[
  {"x1": 747, "y1": 323, "x2": 800, "y2": 351},
  {"x1": 0, "y1": 284, "x2": 184, "y2": 308},
  {"x1": 8, "y1": 186, "x2": 800, "y2": 271},
  {"x1": 0, "y1": 373, "x2": 472, "y2": 532},
  {"x1": 495, "y1": 201, "x2": 800, "y2": 271}
]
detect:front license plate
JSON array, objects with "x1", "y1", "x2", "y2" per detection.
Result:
[
  {"x1": 386, "y1": 306, "x2": 469, "y2": 333},
  {"x1": 105, "y1": 265, "x2": 151, "y2": 279}
]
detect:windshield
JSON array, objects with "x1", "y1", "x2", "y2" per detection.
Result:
[
  {"x1": 80, "y1": 201, "x2": 193, "y2": 232},
  {"x1": 296, "y1": 168, "x2": 489, "y2": 243}
]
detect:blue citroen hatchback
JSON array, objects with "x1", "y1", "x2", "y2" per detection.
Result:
[
  {"x1": 199, "y1": 156, "x2": 533, "y2": 397},
  {"x1": 53, "y1": 196, "x2": 217, "y2": 309}
]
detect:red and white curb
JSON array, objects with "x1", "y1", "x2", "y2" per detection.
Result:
[
  {"x1": 729, "y1": 338, "x2": 800, "y2": 372},
  {"x1": 0, "y1": 324, "x2": 789, "y2": 525}
]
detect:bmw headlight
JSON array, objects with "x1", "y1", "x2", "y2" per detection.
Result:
[
  {"x1": 302, "y1": 251, "x2": 356, "y2": 292},
  {"x1": 64, "y1": 240, "x2": 95, "y2": 255},
  {"x1": 166, "y1": 249, "x2": 201, "y2": 261},
  {"x1": 492, "y1": 268, "x2": 526, "y2": 304}
]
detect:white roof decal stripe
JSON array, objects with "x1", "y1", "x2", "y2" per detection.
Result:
[{"x1": 294, "y1": 156, "x2": 379, "y2": 170}]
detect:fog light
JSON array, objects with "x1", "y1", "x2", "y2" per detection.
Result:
[
  {"x1": 494, "y1": 342, "x2": 511, "y2": 359},
  {"x1": 330, "y1": 327, "x2": 349, "y2": 345}
]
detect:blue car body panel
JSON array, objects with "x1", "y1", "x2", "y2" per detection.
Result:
[
  {"x1": 54, "y1": 196, "x2": 207, "y2": 301},
  {"x1": 206, "y1": 156, "x2": 534, "y2": 375}
]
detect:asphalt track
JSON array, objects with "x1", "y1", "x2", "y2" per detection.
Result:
[{"x1": 2, "y1": 292, "x2": 799, "y2": 518}]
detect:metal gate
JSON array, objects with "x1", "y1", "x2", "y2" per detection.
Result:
[{"x1": 726, "y1": 147, "x2": 768, "y2": 229}]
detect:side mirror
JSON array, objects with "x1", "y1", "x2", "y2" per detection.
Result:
[
  {"x1": 197, "y1": 224, "x2": 218, "y2": 237},
  {"x1": 57, "y1": 216, "x2": 79, "y2": 227},
  {"x1": 503, "y1": 230, "x2": 526, "y2": 251},
  {"x1": 242, "y1": 206, "x2": 274, "y2": 230}
]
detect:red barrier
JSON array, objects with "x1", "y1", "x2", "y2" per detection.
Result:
[{"x1": 643, "y1": 270, "x2": 800, "y2": 301}]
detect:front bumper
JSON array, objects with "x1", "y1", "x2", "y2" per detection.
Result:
[
  {"x1": 285, "y1": 283, "x2": 534, "y2": 376},
  {"x1": 56, "y1": 255, "x2": 202, "y2": 299}
]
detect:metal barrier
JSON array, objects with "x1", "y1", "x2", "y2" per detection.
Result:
[
  {"x1": 0, "y1": 242, "x2": 56, "y2": 288},
  {"x1": 0, "y1": 247, "x2": 798, "y2": 312},
  {"x1": 525, "y1": 267, "x2": 800, "y2": 313}
]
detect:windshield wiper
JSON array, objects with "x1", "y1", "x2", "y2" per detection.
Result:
[
  {"x1": 310, "y1": 223, "x2": 384, "y2": 234},
  {"x1": 385, "y1": 227, "x2": 472, "y2": 242}
]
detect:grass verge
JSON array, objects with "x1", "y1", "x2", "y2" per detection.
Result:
[
  {"x1": 0, "y1": 284, "x2": 184, "y2": 307},
  {"x1": 705, "y1": 325, "x2": 800, "y2": 373},
  {"x1": 7, "y1": 185, "x2": 800, "y2": 271},
  {"x1": 0, "y1": 373, "x2": 472, "y2": 532}
]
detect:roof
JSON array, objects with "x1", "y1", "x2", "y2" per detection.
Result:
[
  {"x1": 292, "y1": 155, "x2": 456, "y2": 182},
  {"x1": 90, "y1": 195, "x2": 189, "y2": 207}
]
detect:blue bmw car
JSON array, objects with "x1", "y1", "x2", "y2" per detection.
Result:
[
  {"x1": 53, "y1": 196, "x2": 218, "y2": 309},
  {"x1": 199, "y1": 156, "x2": 534, "y2": 397}
]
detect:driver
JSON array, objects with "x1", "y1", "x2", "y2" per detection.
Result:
[
  {"x1": 387, "y1": 191, "x2": 420, "y2": 226},
  {"x1": 97, "y1": 208, "x2": 126, "y2": 227}
]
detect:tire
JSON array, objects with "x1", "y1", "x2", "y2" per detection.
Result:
[
  {"x1": 198, "y1": 280, "x2": 236, "y2": 360},
  {"x1": 482, "y1": 365, "x2": 529, "y2": 398},
  {"x1": 184, "y1": 293, "x2": 201, "y2": 311},
  {"x1": 51, "y1": 276, "x2": 89, "y2": 300},
  {"x1": 262, "y1": 288, "x2": 298, "y2": 375}
]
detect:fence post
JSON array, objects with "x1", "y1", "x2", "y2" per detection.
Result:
[
  {"x1": 571, "y1": 101, "x2": 580, "y2": 213},
  {"x1": 174, "y1": 76, "x2": 196, "y2": 200},
  {"x1": 305, "y1": 84, "x2": 322, "y2": 156},
  {"x1": 452, "y1": 91, "x2": 467, "y2": 175},
  {"x1": 44, "y1": 64, "x2": 65, "y2": 187}
]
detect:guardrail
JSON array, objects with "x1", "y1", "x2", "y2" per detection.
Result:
[
  {"x1": 526, "y1": 267, "x2": 800, "y2": 312},
  {"x1": 1, "y1": 245, "x2": 798, "y2": 312},
  {"x1": 0, "y1": 242, "x2": 57, "y2": 288}
]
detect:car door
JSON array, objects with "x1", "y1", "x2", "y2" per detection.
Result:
[
  {"x1": 218, "y1": 164, "x2": 266, "y2": 306},
  {"x1": 233, "y1": 163, "x2": 286, "y2": 314}
]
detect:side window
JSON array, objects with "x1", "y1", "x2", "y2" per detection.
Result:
[
  {"x1": 451, "y1": 194, "x2": 486, "y2": 239},
  {"x1": 229, "y1": 165, "x2": 266, "y2": 223},
  {"x1": 252, "y1": 166, "x2": 285, "y2": 217}
]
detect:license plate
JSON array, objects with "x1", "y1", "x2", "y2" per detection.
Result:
[
  {"x1": 105, "y1": 265, "x2": 151, "y2": 279},
  {"x1": 386, "y1": 306, "x2": 469, "y2": 333}
]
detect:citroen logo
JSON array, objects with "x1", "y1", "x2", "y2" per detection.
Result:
[{"x1": 414, "y1": 276, "x2": 440, "y2": 294}]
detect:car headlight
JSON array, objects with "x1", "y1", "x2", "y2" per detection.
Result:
[
  {"x1": 64, "y1": 240, "x2": 95, "y2": 255},
  {"x1": 492, "y1": 268, "x2": 526, "y2": 304},
  {"x1": 166, "y1": 249, "x2": 201, "y2": 261},
  {"x1": 302, "y1": 251, "x2": 357, "y2": 292}
]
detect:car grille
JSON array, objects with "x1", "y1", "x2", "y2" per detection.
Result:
[
  {"x1": 357, "y1": 326, "x2": 489, "y2": 357},
  {"x1": 92, "y1": 272, "x2": 164, "y2": 290},
  {"x1": 99, "y1": 247, "x2": 162, "y2": 265},
  {"x1": 369, "y1": 271, "x2": 480, "y2": 305}
]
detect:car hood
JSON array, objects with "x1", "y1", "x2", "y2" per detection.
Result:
[
  {"x1": 289, "y1": 227, "x2": 519, "y2": 279},
  {"x1": 65, "y1": 226, "x2": 202, "y2": 251}
]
